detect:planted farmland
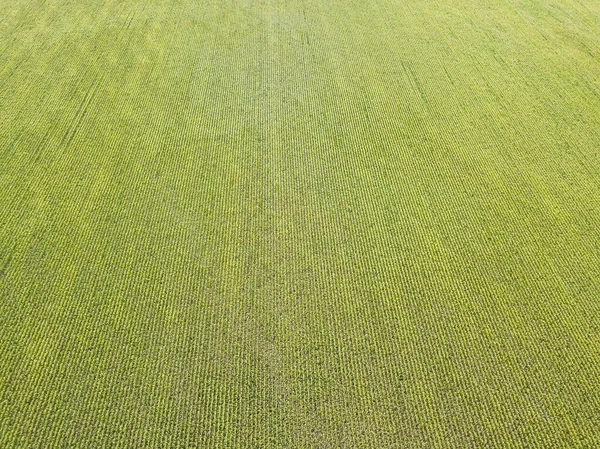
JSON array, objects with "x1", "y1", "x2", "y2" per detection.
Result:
[{"x1": 1, "y1": 0, "x2": 600, "y2": 446}]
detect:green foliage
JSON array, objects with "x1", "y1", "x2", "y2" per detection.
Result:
[{"x1": 1, "y1": 0, "x2": 599, "y2": 446}]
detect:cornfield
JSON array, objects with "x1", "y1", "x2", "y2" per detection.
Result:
[{"x1": 1, "y1": 0, "x2": 599, "y2": 446}]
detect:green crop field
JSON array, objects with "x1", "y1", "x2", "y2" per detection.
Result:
[{"x1": 1, "y1": 0, "x2": 600, "y2": 446}]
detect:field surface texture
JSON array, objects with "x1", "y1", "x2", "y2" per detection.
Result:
[{"x1": 1, "y1": 0, "x2": 600, "y2": 447}]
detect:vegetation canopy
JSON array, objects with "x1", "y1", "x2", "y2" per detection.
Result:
[{"x1": 0, "y1": 0, "x2": 599, "y2": 447}]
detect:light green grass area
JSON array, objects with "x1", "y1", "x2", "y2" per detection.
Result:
[{"x1": 1, "y1": 0, "x2": 600, "y2": 446}]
